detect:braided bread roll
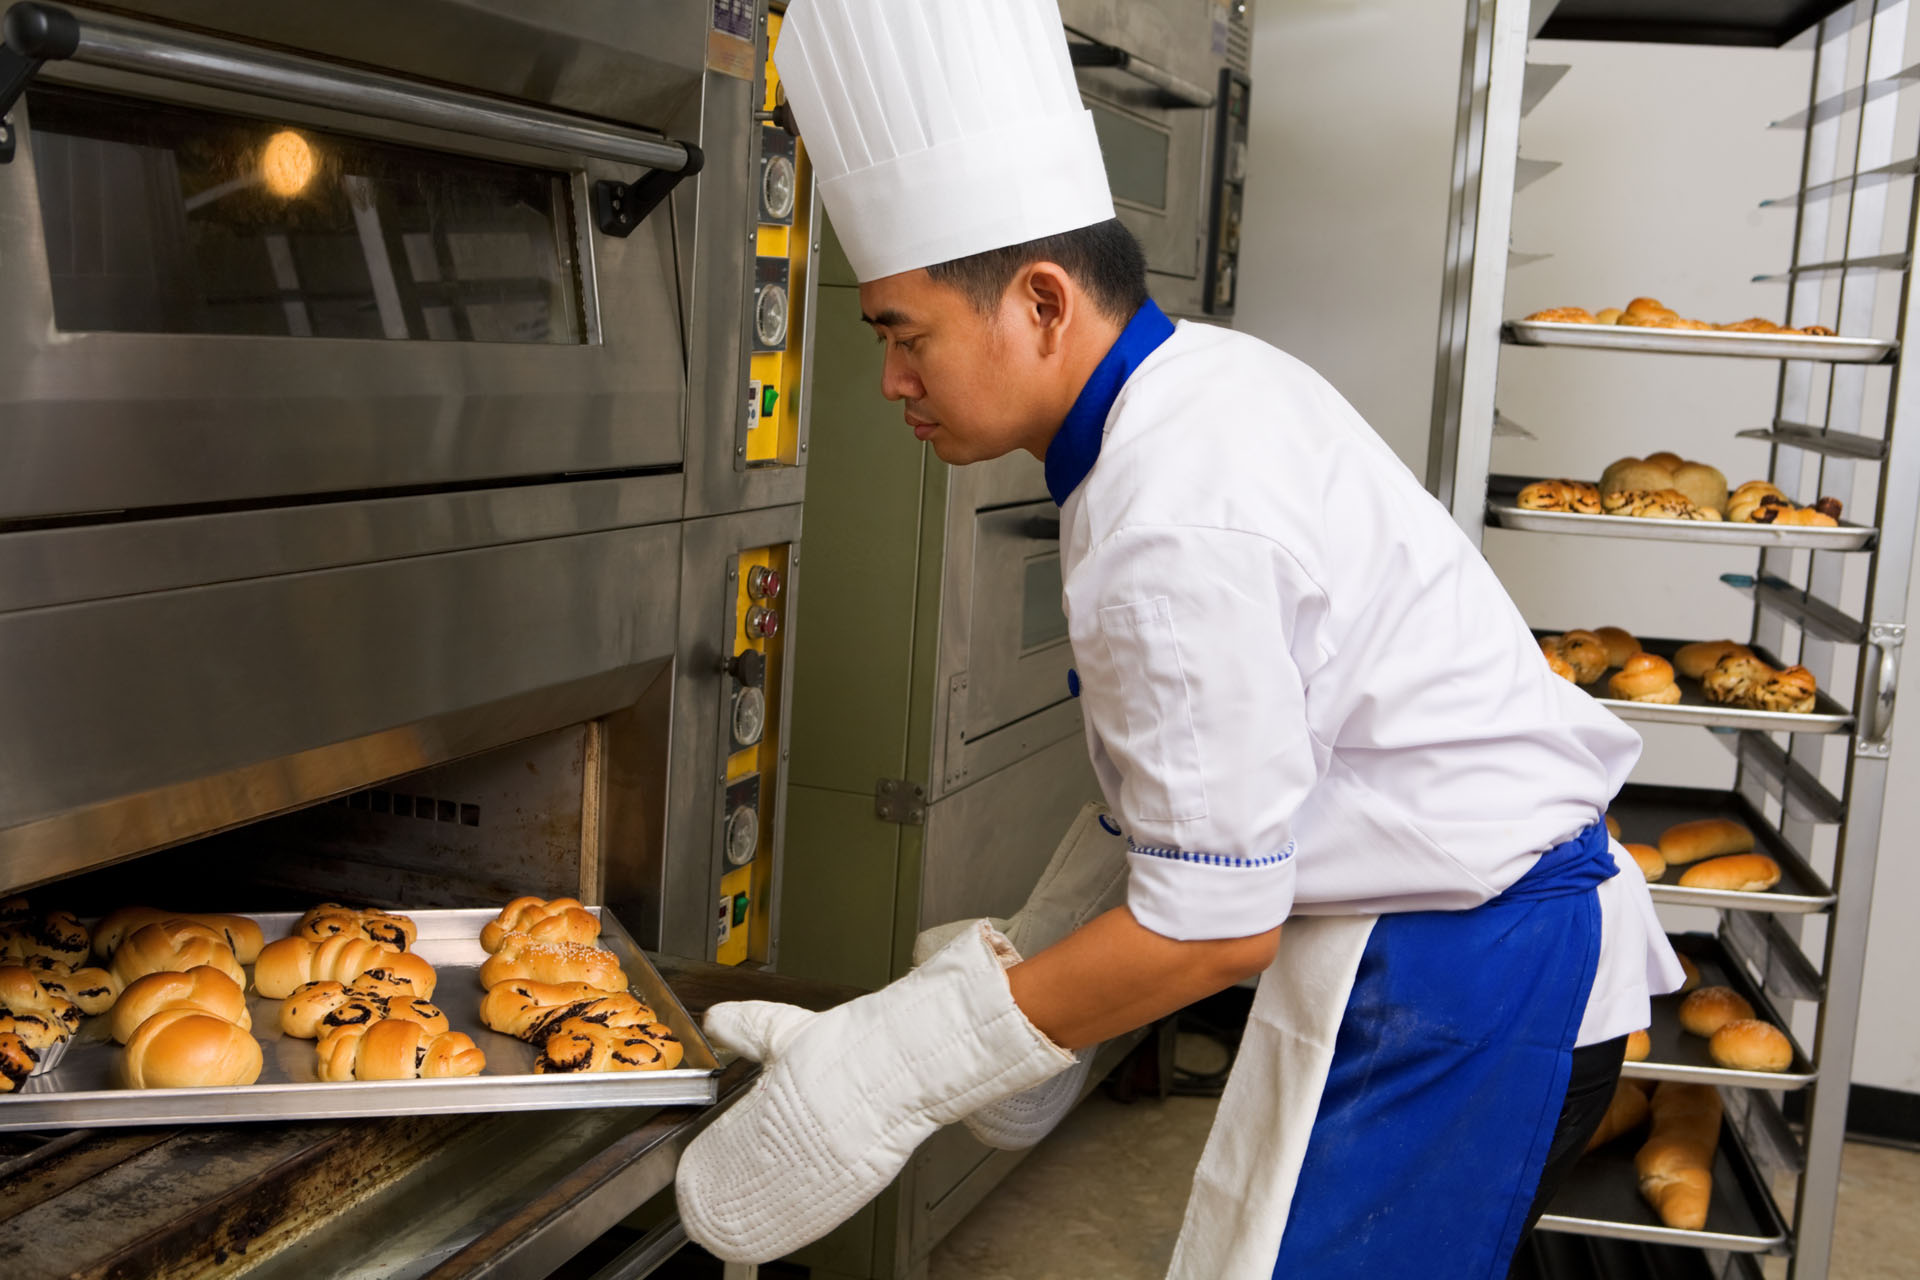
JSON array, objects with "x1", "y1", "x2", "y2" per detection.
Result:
[
  {"x1": 111, "y1": 920, "x2": 245, "y2": 991},
  {"x1": 0, "y1": 909, "x2": 91, "y2": 970},
  {"x1": 534, "y1": 1018, "x2": 682, "y2": 1073},
  {"x1": 253, "y1": 935, "x2": 436, "y2": 1000},
  {"x1": 1674, "y1": 640, "x2": 1752, "y2": 681},
  {"x1": 0, "y1": 1012, "x2": 70, "y2": 1053},
  {"x1": 480, "y1": 981, "x2": 659, "y2": 1042},
  {"x1": 295, "y1": 904, "x2": 417, "y2": 951},
  {"x1": 315, "y1": 1018, "x2": 484, "y2": 1081},
  {"x1": 279, "y1": 979, "x2": 450, "y2": 1039},
  {"x1": 0, "y1": 965, "x2": 82, "y2": 1034},
  {"x1": 1608, "y1": 653, "x2": 1681, "y2": 704},
  {"x1": 0, "y1": 1033, "x2": 38, "y2": 1093},
  {"x1": 478, "y1": 934, "x2": 626, "y2": 992},
  {"x1": 110, "y1": 967, "x2": 250, "y2": 1044},
  {"x1": 34, "y1": 965, "x2": 117, "y2": 1015},
  {"x1": 480, "y1": 897, "x2": 602, "y2": 954},
  {"x1": 93, "y1": 908, "x2": 265, "y2": 964},
  {"x1": 121, "y1": 1007, "x2": 262, "y2": 1088},
  {"x1": 1636, "y1": 1083, "x2": 1721, "y2": 1230}
]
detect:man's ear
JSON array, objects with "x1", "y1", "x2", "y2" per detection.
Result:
[{"x1": 1018, "y1": 262, "x2": 1074, "y2": 356}]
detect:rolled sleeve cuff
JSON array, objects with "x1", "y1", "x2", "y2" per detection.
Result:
[{"x1": 1124, "y1": 840, "x2": 1298, "y2": 941}]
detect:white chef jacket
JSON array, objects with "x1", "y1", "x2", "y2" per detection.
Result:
[{"x1": 1059, "y1": 316, "x2": 1680, "y2": 1046}]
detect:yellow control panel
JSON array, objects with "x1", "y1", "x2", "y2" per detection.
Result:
[
  {"x1": 716, "y1": 542, "x2": 791, "y2": 966},
  {"x1": 746, "y1": 9, "x2": 811, "y2": 468}
]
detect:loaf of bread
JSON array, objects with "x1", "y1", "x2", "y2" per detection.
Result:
[
  {"x1": 1625, "y1": 843, "x2": 1666, "y2": 881},
  {"x1": 479, "y1": 935, "x2": 627, "y2": 992},
  {"x1": 1678, "y1": 953, "x2": 1701, "y2": 994},
  {"x1": 109, "y1": 967, "x2": 250, "y2": 1045},
  {"x1": 1626, "y1": 1028, "x2": 1651, "y2": 1061},
  {"x1": 534, "y1": 1018, "x2": 685, "y2": 1073},
  {"x1": 1674, "y1": 640, "x2": 1752, "y2": 681},
  {"x1": 253, "y1": 935, "x2": 437, "y2": 1000},
  {"x1": 1708, "y1": 1019, "x2": 1792, "y2": 1072},
  {"x1": 1608, "y1": 653, "x2": 1681, "y2": 704},
  {"x1": 0, "y1": 908, "x2": 91, "y2": 971},
  {"x1": 1679, "y1": 986, "x2": 1755, "y2": 1038},
  {"x1": 315, "y1": 1018, "x2": 485, "y2": 1081},
  {"x1": 1676, "y1": 854, "x2": 1781, "y2": 893},
  {"x1": 1658, "y1": 819, "x2": 1754, "y2": 866},
  {"x1": 110, "y1": 920, "x2": 245, "y2": 991},
  {"x1": 1636, "y1": 1083, "x2": 1721, "y2": 1230},
  {"x1": 280, "y1": 978, "x2": 450, "y2": 1039},
  {"x1": 33, "y1": 965, "x2": 116, "y2": 1016},
  {"x1": 0, "y1": 965, "x2": 83, "y2": 1035},
  {"x1": 1585, "y1": 1079, "x2": 1651, "y2": 1152},
  {"x1": 1669, "y1": 463, "x2": 1729, "y2": 516},
  {"x1": 121, "y1": 1008, "x2": 262, "y2": 1088},
  {"x1": 1600, "y1": 458, "x2": 1678, "y2": 498},
  {"x1": 1594, "y1": 627, "x2": 1641, "y2": 668},
  {"x1": 295, "y1": 903, "x2": 418, "y2": 952},
  {"x1": 92, "y1": 908, "x2": 265, "y2": 964},
  {"x1": 480, "y1": 897, "x2": 602, "y2": 954}
]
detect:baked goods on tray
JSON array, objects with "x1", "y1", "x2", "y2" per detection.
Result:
[
  {"x1": 479, "y1": 935, "x2": 627, "y2": 992},
  {"x1": 1516, "y1": 479, "x2": 1601, "y2": 514},
  {"x1": 1585, "y1": 1079, "x2": 1650, "y2": 1152},
  {"x1": 110, "y1": 967, "x2": 250, "y2": 1045},
  {"x1": 1676, "y1": 854, "x2": 1781, "y2": 892},
  {"x1": 481, "y1": 897, "x2": 602, "y2": 953},
  {"x1": 94, "y1": 907, "x2": 265, "y2": 965},
  {"x1": 1658, "y1": 819, "x2": 1754, "y2": 866},
  {"x1": 1678, "y1": 986, "x2": 1754, "y2": 1038},
  {"x1": 1514, "y1": 462, "x2": 1843, "y2": 530},
  {"x1": 254, "y1": 935, "x2": 437, "y2": 1000},
  {"x1": 1608, "y1": 653, "x2": 1682, "y2": 704},
  {"x1": 1636, "y1": 1082, "x2": 1722, "y2": 1230},
  {"x1": 535, "y1": 1018, "x2": 683, "y2": 1074},
  {"x1": 279, "y1": 978, "x2": 450, "y2": 1039},
  {"x1": 121, "y1": 1007, "x2": 262, "y2": 1089},
  {"x1": 295, "y1": 903, "x2": 418, "y2": 951},
  {"x1": 111, "y1": 919, "x2": 246, "y2": 991},
  {"x1": 1708, "y1": 1019, "x2": 1792, "y2": 1072},
  {"x1": 1523, "y1": 297, "x2": 1835, "y2": 336},
  {"x1": 316, "y1": 1019, "x2": 485, "y2": 1081},
  {"x1": 1727, "y1": 481, "x2": 1839, "y2": 526},
  {"x1": 1695, "y1": 647, "x2": 1819, "y2": 713},
  {"x1": 1625, "y1": 844, "x2": 1665, "y2": 882}
]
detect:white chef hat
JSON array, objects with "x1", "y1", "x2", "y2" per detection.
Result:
[{"x1": 774, "y1": 0, "x2": 1116, "y2": 282}]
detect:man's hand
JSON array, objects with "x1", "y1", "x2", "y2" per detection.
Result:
[{"x1": 676, "y1": 923, "x2": 1074, "y2": 1263}]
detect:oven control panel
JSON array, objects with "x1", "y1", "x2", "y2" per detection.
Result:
[
  {"x1": 744, "y1": 11, "x2": 812, "y2": 469},
  {"x1": 716, "y1": 541, "x2": 791, "y2": 965}
]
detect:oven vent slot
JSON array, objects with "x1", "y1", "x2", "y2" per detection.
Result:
[{"x1": 337, "y1": 790, "x2": 481, "y2": 827}]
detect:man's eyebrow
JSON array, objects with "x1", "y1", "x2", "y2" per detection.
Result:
[{"x1": 860, "y1": 308, "x2": 913, "y2": 328}]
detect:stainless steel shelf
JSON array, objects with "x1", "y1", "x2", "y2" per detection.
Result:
[
  {"x1": 1753, "y1": 251, "x2": 1911, "y2": 282},
  {"x1": 1516, "y1": 157, "x2": 1563, "y2": 192},
  {"x1": 1771, "y1": 60, "x2": 1920, "y2": 130},
  {"x1": 1504, "y1": 319, "x2": 1896, "y2": 363},
  {"x1": 1512, "y1": 1233, "x2": 1765, "y2": 1280},
  {"x1": 1726, "y1": 732, "x2": 1847, "y2": 826},
  {"x1": 1543, "y1": 635, "x2": 1855, "y2": 734},
  {"x1": 1489, "y1": 476, "x2": 1877, "y2": 551},
  {"x1": 1718, "y1": 575, "x2": 1869, "y2": 645},
  {"x1": 1522, "y1": 62, "x2": 1571, "y2": 117},
  {"x1": 1736, "y1": 421, "x2": 1888, "y2": 461},
  {"x1": 1761, "y1": 154, "x2": 1920, "y2": 208},
  {"x1": 1610, "y1": 784, "x2": 1836, "y2": 914},
  {"x1": 1622, "y1": 932, "x2": 1817, "y2": 1090}
]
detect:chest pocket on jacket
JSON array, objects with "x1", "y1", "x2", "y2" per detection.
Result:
[{"x1": 1095, "y1": 596, "x2": 1210, "y2": 823}]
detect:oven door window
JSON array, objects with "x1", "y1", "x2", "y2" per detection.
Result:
[
  {"x1": 25, "y1": 84, "x2": 585, "y2": 344},
  {"x1": 1087, "y1": 101, "x2": 1170, "y2": 212}
]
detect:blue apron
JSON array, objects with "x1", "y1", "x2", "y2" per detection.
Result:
[{"x1": 1270, "y1": 820, "x2": 1615, "y2": 1277}]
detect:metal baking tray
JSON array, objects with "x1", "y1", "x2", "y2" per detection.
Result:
[
  {"x1": 0, "y1": 907, "x2": 721, "y2": 1132},
  {"x1": 1538, "y1": 1114, "x2": 1790, "y2": 1253},
  {"x1": 1620, "y1": 932, "x2": 1816, "y2": 1090},
  {"x1": 1505, "y1": 319, "x2": 1895, "y2": 364},
  {"x1": 1488, "y1": 475, "x2": 1877, "y2": 551},
  {"x1": 1538, "y1": 634, "x2": 1855, "y2": 733},
  {"x1": 1609, "y1": 784, "x2": 1835, "y2": 914}
]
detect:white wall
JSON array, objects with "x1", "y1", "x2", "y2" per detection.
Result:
[{"x1": 1241, "y1": 4, "x2": 1919, "y2": 1093}]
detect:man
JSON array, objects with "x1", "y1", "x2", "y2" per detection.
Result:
[{"x1": 677, "y1": 1, "x2": 1682, "y2": 1274}]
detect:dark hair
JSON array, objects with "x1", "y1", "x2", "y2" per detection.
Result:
[{"x1": 925, "y1": 218, "x2": 1149, "y2": 322}]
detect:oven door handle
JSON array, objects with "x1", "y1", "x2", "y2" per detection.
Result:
[
  {"x1": 0, "y1": 2, "x2": 702, "y2": 233},
  {"x1": 1067, "y1": 39, "x2": 1215, "y2": 110}
]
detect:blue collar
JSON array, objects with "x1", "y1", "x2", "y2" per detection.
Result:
[{"x1": 1044, "y1": 299, "x2": 1177, "y2": 506}]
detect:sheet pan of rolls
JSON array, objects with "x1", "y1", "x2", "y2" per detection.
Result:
[
  {"x1": 0, "y1": 901, "x2": 721, "y2": 1131},
  {"x1": 1505, "y1": 302, "x2": 1894, "y2": 363},
  {"x1": 1488, "y1": 474, "x2": 1875, "y2": 551},
  {"x1": 1617, "y1": 932, "x2": 1814, "y2": 1090},
  {"x1": 1536, "y1": 632, "x2": 1854, "y2": 733},
  {"x1": 1608, "y1": 785, "x2": 1835, "y2": 914}
]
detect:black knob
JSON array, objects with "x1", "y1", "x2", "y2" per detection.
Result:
[{"x1": 729, "y1": 649, "x2": 766, "y2": 688}]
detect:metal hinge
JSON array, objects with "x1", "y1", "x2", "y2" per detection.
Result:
[
  {"x1": 941, "y1": 671, "x2": 970, "y2": 790},
  {"x1": 874, "y1": 778, "x2": 926, "y2": 825}
]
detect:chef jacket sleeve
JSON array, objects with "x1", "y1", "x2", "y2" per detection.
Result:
[{"x1": 1065, "y1": 524, "x2": 1319, "y2": 942}]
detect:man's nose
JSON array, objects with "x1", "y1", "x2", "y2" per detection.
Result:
[{"x1": 878, "y1": 348, "x2": 922, "y2": 403}]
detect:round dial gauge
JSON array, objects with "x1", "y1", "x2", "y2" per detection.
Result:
[
  {"x1": 762, "y1": 154, "x2": 796, "y2": 221},
  {"x1": 732, "y1": 685, "x2": 767, "y2": 748},
  {"x1": 755, "y1": 283, "x2": 789, "y2": 349},
  {"x1": 725, "y1": 804, "x2": 759, "y2": 866}
]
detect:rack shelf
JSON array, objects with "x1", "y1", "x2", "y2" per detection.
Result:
[
  {"x1": 1626, "y1": 932, "x2": 1818, "y2": 1090},
  {"x1": 1503, "y1": 319, "x2": 1896, "y2": 363},
  {"x1": 1610, "y1": 784, "x2": 1836, "y2": 914},
  {"x1": 1489, "y1": 475, "x2": 1877, "y2": 551},
  {"x1": 1541, "y1": 636, "x2": 1855, "y2": 734}
]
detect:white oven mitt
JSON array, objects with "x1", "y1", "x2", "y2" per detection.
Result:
[
  {"x1": 911, "y1": 802, "x2": 1130, "y2": 1150},
  {"x1": 676, "y1": 921, "x2": 1075, "y2": 1263}
]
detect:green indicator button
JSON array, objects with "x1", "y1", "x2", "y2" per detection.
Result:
[
  {"x1": 732, "y1": 893, "x2": 750, "y2": 926},
  {"x1": 760, "y1": 385, "x2": 780, "y2": 418}
]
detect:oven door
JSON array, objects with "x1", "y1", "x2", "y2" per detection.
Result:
[
  {"x1": 962, "y1": 500, "x2": 1074, "y2": 743},
  {"x1": 0, "y1": 11, "x2": 703, "y2": 522}
]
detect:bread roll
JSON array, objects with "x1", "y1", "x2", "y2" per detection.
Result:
[
  {"x1": 253, "y1": 935, "x2": 437, "y2": 1000},
  {"x1": 1658, "y1": 819, "x2": 1754, "y2": 866},
  {"x1": 315, "y1": 1018, "x2": 484, "y2": 1081},
  {"x1": 0, "y1": 1012, "x2": 70, "y2": 1053},
  {"x1": 1595, "y1": 307, "x2": 1623, "y2": 324},
  {"x1": 92, "y1": 909, "x2": 264, "y2": 964},
  {"x1": 1524, "y1": 307, "x2": 1596, "y2": 324},
  {"x1": 1605, "y1": 813, "x2": 1621, "y2": 839},
  {"x1": 110, "y1": 967, "x2": 250, "y2": 1045},
  {"x1": 1546, "y1": 650, "x2": 1576, "y2": 682},
  {"x1": 1676, "y1": 854, "x2": 1781, "y2": 893},
  {"x1": 534, "y1": 1018, "x2": 683, "y2": 1073},
  {"x1": 1701, "y1": 653, "x2": 1774, "y2": 706},
  {"x1": 481, "y1": 982, "x2": 662, "y2": 1044},
  {"x1": 480, "y1": 897, "x2": 602, "y2": 954},
  {"x1": 1593, "y1": 627, "x2": 1641, "y2": 668},
  {"x1": 110, "y1": 920, "x2": 244, "y2": 990},
  {"x1": 1678, "y1": 953, "x2": 1701, "y2": 994},
  {"x1": 0, "y1": 909, "x2": 91, "y2": 970},
  {"x1": 280, "y1": 979, "x2": 450, "y2": 1039},
  {"x1": 479, "y1": 935, "x2": 627, "y2": 992},
  {"x1": 1626, "y1": 843, "x2": 1666, "y2": 881},
  {"x1": 1753, "y1": 666, "x2": 1818, "y2": 714},
  {"x1": 35, "y1": 966, "x2": 116, "y2": 1016},
  {"x1": 1708, "y1": 1019, "x2": 1792, "y2": 1072},
  {"x1": 1608, "y1": 653, "x2": 1681, "y2": 703},
  {"x1": 0, "y1": 966, "x2": 82, "y2": 1034},
  {"x1": 295, "y1": 903, "x2": 418, "y2": 952},
  {"x1": 1625, "y1": 1028, "x2": 1651, "y2": 1061},
  {"x1": 1678, "y1": 986, "x2": 1754, "y2": 1038},
  {"x1": 1558, "y1": 630, "x2": 1610, "y2": 683},
  {"x1": 1636, "y1": 1083, "x2": 1721, "y2": 1230},
  {"x1": 1585, "y1": 1079, "x2": 1651, "y2": 1152},
  {"x1": 1674, "y1": 640, "x2": 1752, "y2": 681},
  {"x1": 1669, "y1": 462, "x2": 1728, "y2": 515},
  {"x1": 121, "y1": 1008, "x2": 262, "y2": 1089},
  {"x1": 0, "y1": 1033, "x2": 37, "y2": 1093}
]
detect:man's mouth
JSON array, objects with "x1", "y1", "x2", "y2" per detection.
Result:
[{"x1": 906, "y1": 412, "x2": 938, "y2": 441}]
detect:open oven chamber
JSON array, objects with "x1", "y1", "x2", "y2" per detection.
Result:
[{"x1": 0, "y1": 1, "x2": 825, "y2": 1275}]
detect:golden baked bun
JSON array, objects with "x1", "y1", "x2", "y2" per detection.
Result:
[
  {"x1": 1593, "y1": 627, "x2": 1640, "y2": 668},
  {"x1": 1605, "y1": 813, "x2": 1621, "y2": 839},
  {"x1": 1559, "y1": 630, "x2": 1611, "y2": 684},
  {"x1": 1678, "y1": 986, "x2": 1754, "y2": 1038},
  {"x1": 1701, "y1": 653, "x2": 1775, "y2": 706},
  {"x1": 1595, "y1": 307, "x2": 1623, "y2": 325},
  {"x1": 1674, "y1": 640, "x2": 1751, "y2": 681},
  {"x1": 110, "y1": 920, "x2": 244, "y2": 991},
  {"x1": 1658, "y1": 818, "x2": 1754, "y2": 866},
  {"x1": 0, "y1": 1011, "x2": 70, "y2": 1053},
  {"x1": 1608, "y1": 653, "x2": 1681, "y2": 703},
  {"x1": 295, "y1": 903, "x2": 418, "y2": 952},
  {"x1": 92, "y1": 908, "x2": 264, "y2": 964},
  {"x1": 1636, "y1": 1083, "x2": 1721, "y2": 1231},
  {"x1": 534, "y1": 1018, "x2": 683, "y2": 1073},
  {"x1": 110, "y1": 967, "x2": 250, "y2": 1045},
  {"x1": 1585, "y1": 1079, "x2": 1651, "y2": 1152},
  {"x1": 316, "y1": 1018, "x2": 485, "y2": 1081},
  {"x1": 479, "y1": 935, "x2": 627, "y2": 992},
  {"x1": 1516, "y1": 479, "x2": 1602, "y2": 514},
  {"x1": 1669, "y1": 462, "x2": 1728, "y2": 515},
  {"x1": 35, "y1": 966, "x2": 116, "y2": 1016},
  {"x1": 1599, "y1": 459, "x2": 1675, "y2": 498},
  {"x1": 0, "y1": 965, "x2": 83, "y2": 1035},
  {"x1": 0, "y1": 909, "x2": 91, "y2": 971},
  {"x1": 481, "y1": 981, "x2": 659, "y2": 1043},
  {"x1": 1643, "y1": 451, "x2": 1684, "y2": 469},
  {"x1": 480, "y1": 897, "x2": 602, "y2": 954},
  {"x1": 1546, "y1": 651, "x2": 1576, "y2": 682},
  {"x1": 253, "y1": 935, "x2": 437, "y2": 1000},
  {"x1": 0, "y1": 1033, "x2": 37, "y2": 1093},
  {"x1": 1754, "y1": 666, "x2": 1818, "y2": 714},
  {"x1": 1625, "y1": 843, "x2": 1666, "y2": 882},
  {"x1": 1676, "y1": 854, "x2": 1781, "y2": 893},
  {"x1": 1602, "y1": 488, "x2": 1721, "y2": 521},
  {"x1": 1708, "y1": 1019, "x2": 1792, "y2": 1072},
  {"x1": 121, "y1": 1008, "x2": 262, "y2": 1089},
  {"x1": 1523, "y1": 307, "x2": 1596, "y2": 324},
  {"x1": 1678, "y1": 953, "x2": 1701, "y2": 994},
  {"x1": 1625, "y1": 1028, "x2": 1651, "y2": 1061}
]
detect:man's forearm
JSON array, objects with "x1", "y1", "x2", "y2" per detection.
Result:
[{"x1": 1005, "y1": 906, "x2": 1281, "y2": 1050}]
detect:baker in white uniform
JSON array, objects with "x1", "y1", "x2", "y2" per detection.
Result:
[{"x1": 676, "y1": 1, "x2": 1685, "y2": 1274}]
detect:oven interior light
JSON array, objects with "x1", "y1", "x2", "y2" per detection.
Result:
[{"x1": 261, "y1": 130, "x2": 316, "y2": 197}]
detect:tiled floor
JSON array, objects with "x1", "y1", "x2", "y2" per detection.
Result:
[{"x1": 930, "y1": 1092, "x2": 1920, "y2": 1279}]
